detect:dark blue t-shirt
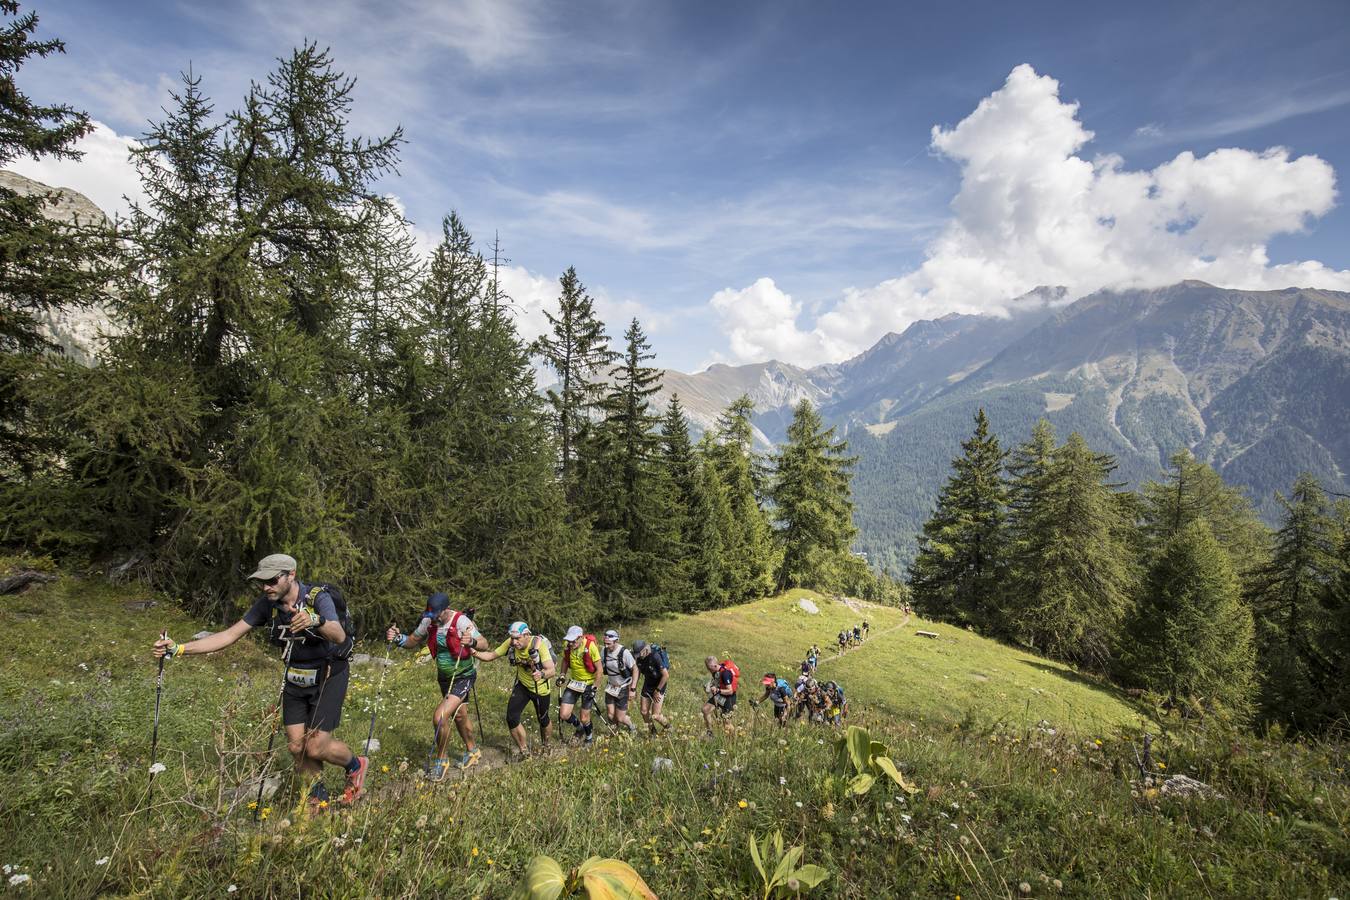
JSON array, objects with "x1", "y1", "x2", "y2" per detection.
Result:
[{"x1": 243, "y1": 582, "x2": 339, "y2": 665}]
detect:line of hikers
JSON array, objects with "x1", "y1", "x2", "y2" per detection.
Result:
[
  {"x1": 150, "y1": 554, "x2": 748, "y2": 809},
  {"x1": 836, "y1": 621, "x2": 870, "y2": 652}
]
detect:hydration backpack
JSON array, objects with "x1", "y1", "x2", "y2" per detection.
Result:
[
  {"x1": 564, "y1": 634, "x2": 599, "y2": 674},
  {"x1": 718, "y1": 659, "x2": 740, "y2": 693},
  {"x1": 603, "y1": 644, "x2": 634, "y2": 681},
  {"x1": 427, "y1": 611, "x2": 474, "y2": 661}
]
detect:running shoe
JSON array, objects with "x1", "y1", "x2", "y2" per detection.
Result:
[
  {"x1": 340, "y1": 755, "x2": 369, "y2": 804},
  {"x1": 456, "y1": 748, "x2": 482, "y2": 770}
]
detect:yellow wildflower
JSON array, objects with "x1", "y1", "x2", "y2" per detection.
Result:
[
  {"x1": 1157, "y1": 762, "x2": 1166, "y2": 770},
  {"x1": 472, "y1": 847, "x2": 479, "y2": 857},
  {"x1": 381, "y1": 765, "x2": 390, "y2": 773},
  {"x1": 737, "y1": 799, "x2": 748, "y2": 809}
]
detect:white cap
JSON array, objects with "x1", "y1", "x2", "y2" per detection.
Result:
[
  {"x1": 604, "y1": 629, "x2": 619, "y2": 641},
  {"x1": 564, "y1": 625, "x2": 584, "y2": 642}
]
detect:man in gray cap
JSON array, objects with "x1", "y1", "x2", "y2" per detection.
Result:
[
  {"x1": 558, "y1": 625, "x2": 600, "y2": 743},
  {"x1": 153, "y1": 553, "x2": 367, "y2": 810},
  {"x1": 600, "y1": 629, "x2": 638, "y2": 735}
]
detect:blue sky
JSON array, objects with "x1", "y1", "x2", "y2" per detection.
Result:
[{"x1": 15, "y1": 0, "x2": 1350, "y2": 371}]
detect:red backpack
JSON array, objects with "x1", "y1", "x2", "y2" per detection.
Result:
[
  {"x1": 564, "y1": 634, "x2": 599, "y2": 674},
  {"x1": 719, "y1": 659, "x2": 740, "y2": 693},
  {"x1": 427, "y1": 611, "x2": 473, "y2": 661}
]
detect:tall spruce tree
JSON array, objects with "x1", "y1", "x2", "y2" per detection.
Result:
[
  {"x1": 658, "y1": 395, "x2": 699, "y2": 609},
  {"x1": 1253, "y1": 474, "x2": 1341, "y2": 728},
  {"x1": 60, "y1": 48, "x2": 402, "y2": 617},
  {"x1": 0, "y1": 1, "x2": 110, "y2": 478},
  {"x1": 771, "y1": 399, "x2": 861, "y2": 592},
  {"x1": 1002, "y1": 432, "x2": 1136, "y2": 670},
  {"x1": 581, "y1": 318, "x2": 677, "y2": 619},
  {"x1": 1141, "y1": 450, "x2": 1270, "y2": 579},
  {"x1": 707, "y1": 395, "x2": 777, "y2": 602},
  {"x1": 1120, "y1": 518, "x2": 1256, "y2": 715},
  {"x1": 908, "y1": 409, "x2": 1008, "y2": 630},
  {"x1": 532, "y1": 266, "x2": 614, "y2": 494}
]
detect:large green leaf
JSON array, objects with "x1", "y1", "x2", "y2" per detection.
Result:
[
  {"x1": 848, "y1": 772, "x2": 875, "y2": 795},
  {"x1": 844, "y1": 726, "x2": 872, "y2": 774},
  {"x1": 771, "y1": 844, "x2": 804, "y2": 889},
  {"x1": 793, "y1": 864, "x2": 830, "y2": 889},
  {"x1": 511, "y1": 855, "x2": 566, "y2": 900},
  {"x1": 748, "y1": 831, "x2": 766, "y2": 882},
  {"x1": 577, "y1": 856, "x2": 659, "y2": 900},
  {"x1": 874, "y1": 756, "x2": 918, "y2": 795}
]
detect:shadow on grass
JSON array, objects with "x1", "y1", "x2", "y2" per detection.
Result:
[{"x1": 1019, "y1": 659, "x2": 1155, "y2": 719}]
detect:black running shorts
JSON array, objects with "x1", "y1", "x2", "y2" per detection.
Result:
[{"x1": 281, "y1": 659, "x2": 349, "y2": 733}]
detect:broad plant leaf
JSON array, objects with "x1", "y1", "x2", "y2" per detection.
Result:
[
  {"x1": 874, "y1": 756, "x2": 919, "y2": 795},
  {"x1": 576, "y1": 856, "x2": 658, "y2": 900},
  {"x1": 511, "y1": 855, "x2": 566, "y2": 900},
  {"x1": 793, "y1": 864, "x2": 831, "y2": 889}
]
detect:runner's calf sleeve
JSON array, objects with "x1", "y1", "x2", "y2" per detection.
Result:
[{"x1": 345, "y1": 754, "x2": 361, "y2": 773}]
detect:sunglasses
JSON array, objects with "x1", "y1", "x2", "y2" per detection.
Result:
[{"x1": 255, "y1": 573, "x2": 285, "y2": 587}]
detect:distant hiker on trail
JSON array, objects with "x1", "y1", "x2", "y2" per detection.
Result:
[
  {"x1": 702, "y1": 655, "x2": 739, "y2": 737},
  {"x1": 752, "y1": 674, "x2": 794, "y2": 726},
  {"x1": 837, "y1": 631, "x2": 848, "y2": 651},
  {"x1": 800, "y1": 658, "x2": 812, "y2": 677},
  {"x1": 474, "y1": 622, "x2": 556, "y2": 758},
  {"x1": 387, "y1": 592, "x2": 487, "y2": 777},
  {"x1": 852, "y1": 625, "x2": 862, "y2": 644},
  {"x1": 152, "y1": 553, "x2": 367, "y2": 810},
  {"x1": 601, "y1": 630, "x2": 639, "y2": 735},
  {"x1": 793, "y1": 678, "x2": 814, "y2": 721},
  {"x1": 558, "y1": 625, "x2": 601, "y2": 744},
  {"x1": 631, "y1": 639, "x2": 670, "y2": 734},
  {"x1": 862, "y1": 621, "x2": 870, "y2": 638}
]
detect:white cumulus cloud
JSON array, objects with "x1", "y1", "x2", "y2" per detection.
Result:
[
  {"x1": 712, "y1": 64, "x2": 1350, "y2": 365},
  {"x1": 6, "y1": 121, "x2": 144, "y2": 219}
]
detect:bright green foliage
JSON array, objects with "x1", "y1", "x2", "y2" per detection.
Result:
[
  {"x1": 1140, "y1": 450, "x2": 1270, "y2": 580},
  {"x1": 1253, "y1": 474, "x2": 1343, "y2": 729},
  {"x1": 1317, "y1": 519, "x2": 1350, "y2": 725},
  {"x1": 909, "y1": 409, "x2": 1008, "y2": 630},
  {"x1": 512, "y1": 855, "x2": 657, "y2": 900},
  {"x1": 0, "y1": 1, "x2": 110, "y2": 476},
  {"x1": 1120, "y1": 519, "x2": 1256, "y2": 715},
  {"x1": 580, "y1": 318, "x2": 678, "y2": 620},
  {"x1": 770, "y1": 399, "x2": 862, "y2": 593},
  {"x1": 688, "y1": 433, "x2": 733, "y2": 610},
  {"x1": 747, "y1": 830, "x2": 831, "y2": 898},
  {"x1": 1002, "y1": 432, "x2": 1137, "y2": 671},
  {"x1": 532, "y1": 266, "x2": 614, "y2": 493},
  {"x1": 833, "y1": 724, "x2": 919, "y2": 797},
  {"x1": 707, "y1": 396, "x2": 779, "y2": 603}
]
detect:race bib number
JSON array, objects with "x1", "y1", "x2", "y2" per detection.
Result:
[
  {"x1": 285, "y1": 666, "x2": 319, "y2": 688},
  {"x1": 567, "y1": 679, "x2": 590, "y2": 694},
  {"x1": 605, "y1": 683, "x2": 626, "y2": 698}
]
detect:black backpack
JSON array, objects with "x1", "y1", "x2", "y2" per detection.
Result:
[{"x1": 269, "y1": 581, "x2": 356, "y2": 660}]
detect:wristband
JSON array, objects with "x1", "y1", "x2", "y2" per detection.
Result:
[
  {"x1": 397, "y1": 634, "x2": 408, "y2": 648},
  {"x1": 165, "y1": 640, "x2": 182, "y2": 659}
]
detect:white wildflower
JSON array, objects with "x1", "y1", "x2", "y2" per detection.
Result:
[
  {"x1": 9, "y1": 874, "x2": 31, "y2": 886},
  {"x1": 94, "y1": 857, "x2": 109, "y2": 867},
  {"x1": 148, "y1": 762, "x2": 166, "y2": 775}
]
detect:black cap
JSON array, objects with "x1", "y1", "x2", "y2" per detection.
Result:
[{"x1": 423, "y1": 592, "x2": 450, "y2": 618}]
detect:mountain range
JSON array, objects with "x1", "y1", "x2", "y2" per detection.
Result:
[{"x1": 657, "y1": 281, "x2": 1350, "y2": 574}]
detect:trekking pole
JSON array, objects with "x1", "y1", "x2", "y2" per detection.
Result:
[
  {"x1": 364, "y1": 632, "x2": 394, "y2": 755},
  {"x1": 150, "y1": 630, "x2": 168, "y2": 779},
  {"x1": 255, "y1": 638, "x2": 294, "y2": 822},
  {"x1": 470, "y1": 681, "x2": 485, "y2": 745}
]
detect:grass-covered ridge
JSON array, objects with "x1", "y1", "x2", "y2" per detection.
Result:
[{"x1": 1, "y1": 573, "x2": 1346, "y2": 898}]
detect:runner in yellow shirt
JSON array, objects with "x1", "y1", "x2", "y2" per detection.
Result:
[
  {"x1": 474, "y1": 621, "x2": 556, "y2": 757},
  {"x1": 558, "y1": 625, "x2": 601, "y2": 743}
]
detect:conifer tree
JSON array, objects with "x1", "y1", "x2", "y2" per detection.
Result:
[
  {"x1": 707, "y1": 395, "x2": 777, "y2": 602},
  {"x1": 532, "y1": 266, "x2": 614, "y2": 493},
  {"x1": 908, "y1": 409, "x2": 1007, "y2": 630},
  {"x1": 658, "y1": 395, "x2": 699, "y2": 608},
  {"x1": 771, "y1": 399, "x2": 860, "y2": 592},
  {"x1": 60, "y1": 48, "x2": 402, "y2": 616},
  {"x1": 1120, "y1": 518, "x2": 1256, "y2": 715},
  {"x1": 582, "y1": 318, "x2": 677, "y2": 619},
  {"x1": 1002, "y1": 432, "x2": 1136, "y2": 670},
  {"x1": 1141, "y1": 450, "x2": 1270, "y2": 579},
  {"x1": 0, "y1": 1, "x2": 110, "y2": 476},
  {"x1": 1253, "y1": 474, "x2": 1341, "y2": 728}
]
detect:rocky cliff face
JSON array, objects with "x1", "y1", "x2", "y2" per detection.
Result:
[{"x1": 1, "y1": 170, "x2": 115, "y2": 365}]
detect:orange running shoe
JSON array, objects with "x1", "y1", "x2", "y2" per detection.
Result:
[{"x1": 340, "y1": 755, "x2": 368, "y2": 805}]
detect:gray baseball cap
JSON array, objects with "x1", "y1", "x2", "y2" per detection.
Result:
[
  {"x1": 247, "y1": 553, "x2": 296, "y2": 581},
  {"x1": 564, "y1": 625, "x2": 584, "y2": 642}
]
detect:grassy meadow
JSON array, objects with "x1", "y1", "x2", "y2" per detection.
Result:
[{"x1": 0, "y1": 566, "x2": 1346, "y2": 898}]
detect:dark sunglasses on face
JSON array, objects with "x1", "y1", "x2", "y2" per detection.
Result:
[{"x1": 255, "y1": 573, "x2": 285, "y2": 588}]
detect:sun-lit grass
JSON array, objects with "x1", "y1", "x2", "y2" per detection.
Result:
[{"x1": 1, "y1": 569, "x2": 1345, "y2": 898}]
